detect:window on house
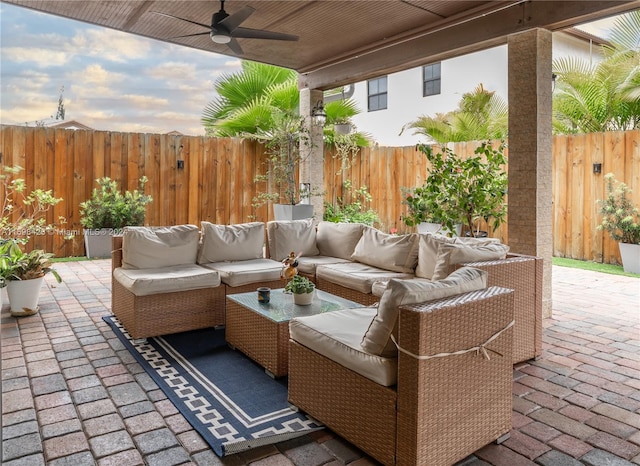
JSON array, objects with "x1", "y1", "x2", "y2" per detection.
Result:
[
  {"x1": 368, "y1": 76, "x2": 388, "y2": 111},
  {"x1": 423, "y1": 63, "x2": 441, "y2": 96}
]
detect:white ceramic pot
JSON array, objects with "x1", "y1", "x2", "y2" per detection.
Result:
[
  {"x1": 619, "y1": 242, "x2": 640, "y2": 274},
  {"x1": 417, "y1": 222, "x2": 462, "y2": 237},
  {"x1": 7, "y1": 277, "x2": 44, "y2": 317},
  {"x1": 273, "y1": 204, "x2": 314, "y2": 221},
  {"x1": 293, "y1": 290, "x2": 314, "y2": 306},
  {"x1": 83, "y1": 228, "x2": 114, "y2": 259}
]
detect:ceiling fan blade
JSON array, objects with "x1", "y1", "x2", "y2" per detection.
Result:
[
  {"x1": 218, "y1": 6, "x2": 255, "y2": 32},
  {"x1": 226, "y1": 37, "x2": 244, "y2": 55},
  {"x1": 152, "y1": 11, "x2": 210, "y2": 30},
  {"x1": 172, "y1": 32, "x2": 210, "y2": 39},
  {"x1": 231, "y1": 27, "x2": 299, "y2": 41}
]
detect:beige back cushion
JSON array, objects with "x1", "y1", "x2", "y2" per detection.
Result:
[
  {"x1": 351, "y1": 227, "x2": 419, "y2": 273},
  {"x1": 266, "y1": 219, "x2": 319, "y2": 261},
  {"x1": 431, "y1": 242, "x2": 510, "y2": 280},
  {"x1": 197, "y1": 222, "x2": 265, "y2": 264},
  {"x1": 122, "y1": 225, "x2": 200, "y2": 269},
  {"x1": 415, "y1": 233, "x2": 457, "y2": 279},
  {"x1": 361, "y1": 267, "x2": 489, "y2": 357},
  {"x1": 316, "y1": 222, "x2": 365, "y2": 259}
]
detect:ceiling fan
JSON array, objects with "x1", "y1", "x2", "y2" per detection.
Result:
[{"x1": 153, "y1": 0, "x2": 299, "y2": 55}]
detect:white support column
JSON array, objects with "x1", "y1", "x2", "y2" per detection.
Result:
[
  {"x1": 508, "y1": 28, "x2": 553, "y2": 317},
  {"x1": 299, "y1": 87, "x2": 325, "y2": 222}
]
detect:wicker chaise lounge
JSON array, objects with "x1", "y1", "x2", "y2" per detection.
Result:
[{"x1": 288, "y1": 285, "x2": 515, "y2": 466}]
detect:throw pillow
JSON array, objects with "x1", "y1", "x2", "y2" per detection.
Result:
[
  {"x1": 360, "y1": 267, "x2": 489, "y2": 357},
  {"x1": 431, "y1": 242, "x2": 510, "y2": 281},
  {"x1": 316, "y1": 222, "x2": 365, "y2": 260},
  {"x1": 197, "y1": 222, "x2": 265, "y2": 264},
  {"x1": 122, "y1": 225, "x2": 199, "y2": 269},
  {"x1": 266, "y1": 219, "x2": 319, "y2": 261},
  {"x1": 415, "y1": 233, "x2": 457, "y2": 279},
  {"x1": 351, "y1": 227, "x2": 419, "y2": 273}
]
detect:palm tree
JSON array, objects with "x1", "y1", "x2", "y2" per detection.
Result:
[
  {"x1": 552, "y1": 11, "x2": 640, "y2": 133},
  {"x1": 201, "y1": 60, "x2": 366, "y2": 143},
  {"x1": 402, "y1": 84, "x2": 508, "y2": 143}
]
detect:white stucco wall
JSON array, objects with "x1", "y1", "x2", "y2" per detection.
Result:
[{"x1": 350, "y1": 31, "x2": 605, "y2": 147}]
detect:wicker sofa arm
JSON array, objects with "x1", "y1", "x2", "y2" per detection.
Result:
[
  {"x1": 396, "y1": 286, "x2": 514, "y2": 466},
  {"x1": 457, "y1": 253, "x2": 542, "y2": 363}
]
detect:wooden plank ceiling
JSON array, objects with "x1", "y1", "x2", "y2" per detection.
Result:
[{"x1": 4, "y1": 0, "x2": 639, "y2": 89}]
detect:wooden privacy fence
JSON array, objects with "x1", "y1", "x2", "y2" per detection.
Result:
[{"x1": 1, "y1": 125, "x2": 639, "y2": 265}]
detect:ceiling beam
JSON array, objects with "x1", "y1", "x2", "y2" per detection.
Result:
[{"x1": 299, "y1": 0, "x2": 640, "y2": 90}]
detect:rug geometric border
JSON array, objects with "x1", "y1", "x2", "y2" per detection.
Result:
[{"x1": 103, "y1": 315, "x2": 322, "y2": 456}]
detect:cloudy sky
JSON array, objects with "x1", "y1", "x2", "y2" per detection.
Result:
[
  {"x1": 0, "y1": 2, "x2": 242, "y2": 135},
  {"x1": 0, "y1": 3, "x2": 621, "y2": 136}
]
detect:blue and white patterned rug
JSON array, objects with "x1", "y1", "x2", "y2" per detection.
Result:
[{"x1": 103, "y1": 316, "x2": 322, "y2": 456}]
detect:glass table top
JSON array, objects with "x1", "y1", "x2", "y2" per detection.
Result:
[{"x1": 226, "y1": 288, "x2": 365, "y2": 323}]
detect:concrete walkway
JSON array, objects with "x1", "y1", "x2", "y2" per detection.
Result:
[{"x1": 2, "y1": 261, "x2": 639, "y2": 465}]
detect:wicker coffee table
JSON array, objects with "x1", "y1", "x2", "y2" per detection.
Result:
[{"x1": 226, "y1": 288, "x2": 363, "y2": 377}]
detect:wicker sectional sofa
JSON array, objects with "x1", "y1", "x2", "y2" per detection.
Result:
[{"x1": 110, "y1": 219, "x2": 542, "y2": 363}]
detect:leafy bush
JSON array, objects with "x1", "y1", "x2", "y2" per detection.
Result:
[
  {"x1": 597, "y1": 173, "x2": 640, "y2": 244},
  {"x1": 324, "y1": 181, "x2": 379, "y2": 226},
  {"x1": 403, "y1": 142, "x2": 508, "y2": 236},
  {"x1": 79, "y1": 177, "x2": 152, "y2": 230},
  {"x1": 1, "y1": 165, "x2": 64, "y2": 242}
]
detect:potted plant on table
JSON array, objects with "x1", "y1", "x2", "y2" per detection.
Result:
[
  {"x1": 597, "y1": 173, "x2": 640, "y2": 274},
  {"x1": 403, "y1": 141, "x2": 508, "y2": 237},
  {"x1": 1, "y1": 239, "x2": 62, "y2": 316},
  {"x1": 79, "y1": 176, "x2": 153, "y2": 258},
  {"x1": 284, "y1": 274, "x2": 316, "y2": 305}
]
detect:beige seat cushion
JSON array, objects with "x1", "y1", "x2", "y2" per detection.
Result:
[
  {"x1": 122, "y1": 225, "x2": 200, "y2": 270},
  {"x1": 415, "y1": 233, "x2": 456, "y2": 279},
  {"x1": 114, "y1": 264, "x2": 221, "y2": 296},
  {"x1": 266, "y1": 219, "x2": 319, "y2": 261},
  {"x1": 432, "y1": 242, "x2": 510, "y2": 280},
  {"x1": 316, "y1": 222, "x2": 365, "y2": 260},
  {"x1": 351, "y1": 227, "x2": 419, "y2": 273},
  {"x1": 295, "y1": 256, "x2": 351, "y2": 275},
  {"x1": 290, "y1": 308, "x2": 398, "y2": 387},
  {"x1": 201, "y1": 258, "x2": 282, "y2": 287},
  {"x1": 361, "y1": 267, "x2": 489, "y2": 357},
  {"x1": 198, "y1": 222, "x2": 265, "y2": 264},
  {"x1": 316, "y1": 262, "x2": 414, "y2": 294}
]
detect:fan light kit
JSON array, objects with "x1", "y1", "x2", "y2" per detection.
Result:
[{"x1": 153, "y1": 0, "x2": 299, "y2": 55}]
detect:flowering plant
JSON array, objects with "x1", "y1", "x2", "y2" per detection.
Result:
[{"x1": 597, "y1": 173, "x2": 640, "y2": 244}]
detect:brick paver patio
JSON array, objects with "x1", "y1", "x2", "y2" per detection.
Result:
[{"x1": 2, "y1": 260, "x2": 639, "y2": 465}]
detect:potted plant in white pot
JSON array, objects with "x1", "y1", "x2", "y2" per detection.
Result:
[
  {"x1": 79, "y1": 176, "x2": 153, "y2": 258},
  {"x1": 403, "y1": 141, "x2": 508, "y2": 237},
  {"x1": 284, "y1": 274, "x2": 316, "y2": 305},
  {"x1": 1, "y1": 165, "x2": 65, "y2": 309},
  {"x1": 597, "y1": 173, "x2": 640, "y2": 274},
  {"x1": 401, "y1": 185, "x2": 460, "y2": 236},
  {"x1": 2, "y1": 239, "x2": 62, "y2": 316},
  {"x1": 252, "y1": 110, "x2": 315, "y2": 220}
]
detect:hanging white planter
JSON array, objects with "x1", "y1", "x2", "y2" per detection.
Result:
[
  {"x1": 7, "y1": 277, "x2": 44, "y2": 317},
  {"x1": 334, "y1": 123, "x2": 352, "y2": 135}
]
